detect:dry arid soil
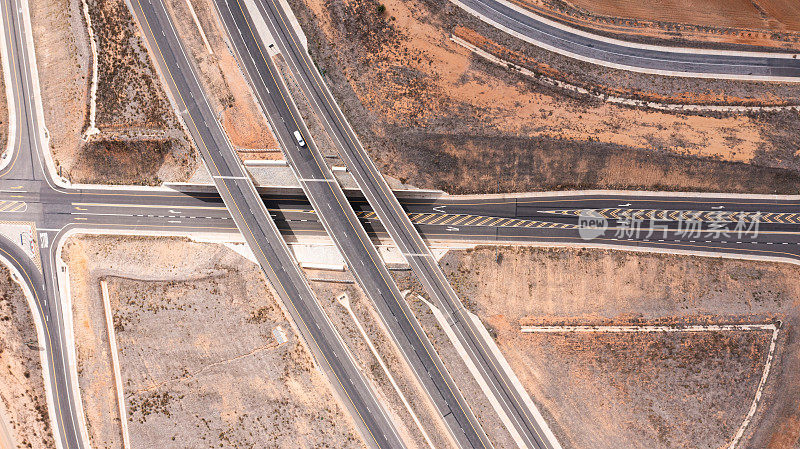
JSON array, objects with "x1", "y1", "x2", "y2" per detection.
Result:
[
  {"x1": 287, "y1": 0, "x2": 800, "y2": 194},
  {"x1": 307, "y1": 264, "x2": 530, "y2": 449},
  {"x1": 29, "y1": 0, "x2": 197, "y2": 185},
  {"x1": 427, "y1": 246, "x2": 800, "y2": 448},
  {"x1": 513, "y1": 0, "x2": 800, "y2": 50},
  {"x1": 62, "y1": 236, "x2": 366, "y2": 449},
  {"x1": 0, "y1": 265, "x2": 54, "y2": 449},
  {"x1": 563, "y1": 0, "x2": 800, "y2": 32}
]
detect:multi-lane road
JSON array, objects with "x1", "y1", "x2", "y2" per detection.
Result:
[
  {"x1": 4, "y1": 187, "x2": 800, "y2": 261},
  {"x1": 0, "y1": 0, "x2": 799, "y2": 446},
  {"x1": 206, "y1": 0, "x2": 798, "y2": 447},
  {"x1": 456, "y1": 0, "x2": 800, "y2": 81},
  {"x1": 213, "y1": 0, "x2": 493, "y2": 445},
  {"x1": 1, "y1": 0, "x2": 406, "y2": 445},
  {"x1": 128, "y1": 0, "x2": 410, "y2": 446}
]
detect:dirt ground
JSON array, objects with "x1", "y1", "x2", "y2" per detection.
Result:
[
  {"x1": 162, "y1": 0, "x2": 278, "y2": 151},
  {"x1": 562, "y1": 0, "x2": 800, "y2": 32},
  {"x1": 287, "y1": 0, "x2": 800, "y2": 194},
  {"x1": 62, "y1": 236, "x2": 365, "y2": 449},
  {"x1": 426, "y1": 246, "x2": 800, "y2": 448},
  {"x1": 513, "y1": 0, "x2": 800, "y2": 50},
  {"x1": 307, "y1": 265, "x2": 536, "y2": 448},
  {"x1": 29, "y1": 0, "x2": 197, "y2": 185},
  {"x1": 0, "y1": 265, "x2": 54, "y2": 449}
]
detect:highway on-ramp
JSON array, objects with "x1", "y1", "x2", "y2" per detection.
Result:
[
  {"x1": 231, "y1": 0, "x2": 565, "y2": 446},
  {"x1": 0, "y1": 0, "x2": 799, "y2": 445}
]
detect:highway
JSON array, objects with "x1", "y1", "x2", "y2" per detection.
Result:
[
  {"x1": 2, "y1": 178, "x2": 800, "y2": 449},
  {"x1": 0, "y1": 0, "x2": 797, "y2": 445},
  {"x1": 213, "y1": 0, "x2": 492, "y2": 446},
  {"x1": 456, "y1": 0, "x2": 800, "y2": 80},
  {"x1": 0, "y1": 0, "x2": 406, "y2": 445},
  {"x1": 126, "y1": 0, "x2": 407, "y2": 446},
  {"x1": 195, "y1": 0, "x2": 800, "y2": 445},
  {"x1": 226, "y1": 0, "x2": 563, "y2": 446},
  {"x1": 18, "y1": 188, "x2": 799, "y2": 262}
]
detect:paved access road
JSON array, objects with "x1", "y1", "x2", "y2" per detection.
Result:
[
  {"x1": 138, "y1": 0, "x2": 800, "y2": 443},
  {"x1": 0, "y1": 0, "x2": 799, "y2": 446},
  {"x1": 4, "y1": 186, "x2": 800, "y2": 261},
  {"x1": 456, "y1": 0, "x2": 800, "y2": 80}
]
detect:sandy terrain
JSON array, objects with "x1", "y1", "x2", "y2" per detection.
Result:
[
  {"x1": 287, "y1": 0, "x2": 800, "y2": 194},
  {"x1": 512, "y1": 0, "x2": 800, "y2": 50},
  {"x1": 506, "y1": 330, "x2": 771, "y2": 448},
  {"x1": 162, "y1": 0, "x2": 279, "y2": 151},
  {"x1": 62, "y1": 236, "x2": 366, "y2": 448},
  {"x1": 564, "y1": 0, "x2": 800, "y2": 32},
  {"x1": 29, "y1": 0, "x2": 197, "y2": 185},
  {"x1": 430, "y1": 246, "x2": 800, "y2": 448},
  {"x1": 0, "y1": 265, "x2": 54, "y2": 449}
]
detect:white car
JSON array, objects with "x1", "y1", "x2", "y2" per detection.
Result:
[{"x1": 293, "y1": 130, "x2": 306, "y2": 147}]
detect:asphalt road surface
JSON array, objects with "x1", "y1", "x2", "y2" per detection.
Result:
[
  {"x1": 457, "y1": 0, "x2": 800, "y2": 80},
  {"x1": 0, "y1": 0, "x2": 799, "y2": 445},
  {"x1": 0, "y1": 0, "x2": 406, "y2": 445},
  {"x1": 213, "y1": 0, "x2": 492, "y2": 446},
  {"x1": 229, "y1": 0, "x2": 570, "y2": 446},
  {"x1": 127, "y1": 0, "x2": 408, "y2": 447},
  {"x1": 4, "y1": 186, "x2": 800, "y2": 261}
]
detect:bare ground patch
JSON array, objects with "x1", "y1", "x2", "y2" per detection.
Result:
[
  {"x1": 500, "y1": 328, "x2": 771, "y2": 448},
  {"x1": 388, "y1": 132, "x2": 800, "y2": 194},
  {"x1": 71, "y1": 138, "x2": 194, "y2": 185},
  {"x1": 61, "y1": 236, "x2": 365, "y2": 448},
  {"x1": 0, "y1": 265, "x2": 54, "y2": 449},
  {"x1": 305, "y1": 273, "x2": 457, "y2": 449},
  {"x1": 406, "y1": 246, "x2": 800, "y2": 448},
  {"x1": 287, "y1": 0, "x2": 800, "y2": 194},
  {"x1": 508, "y1": 0, "x2": 800, "y2": 51}
]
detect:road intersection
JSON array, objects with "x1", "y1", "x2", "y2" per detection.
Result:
[{"x1": 0, "y1": 0, "x2": 798, "y2": 447}]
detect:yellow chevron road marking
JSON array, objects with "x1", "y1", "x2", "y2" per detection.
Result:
[{"x1": 539, "y1": 208, "x2": 800, "y2": 224}]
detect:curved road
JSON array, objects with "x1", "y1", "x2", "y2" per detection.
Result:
[
  {"x1": 0, "y1": 0, "x2": 799, "y2": 445},
  {"x1": 456, "y1": 0, "x2": 800, "y2": 80}
]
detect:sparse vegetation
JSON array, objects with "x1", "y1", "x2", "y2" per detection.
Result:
[
  {"x1": 427, "y1": 246, "x2": 800, "y2": 448},
  {"x1": 64, "y1": 236, "x2": 366, "y2": 449},
  {"x1": 286, "y1": 0, "x2": 800, "y2": 194},
  {"x1": 73, "y1": 139, "x2": 180, "y2": 185},
  {"x1": 87, "y1": 0, "x2": 172, "y2": 128},
  {"x1": 30, "y1": 0, "x2": 197, "y2": 186}
]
